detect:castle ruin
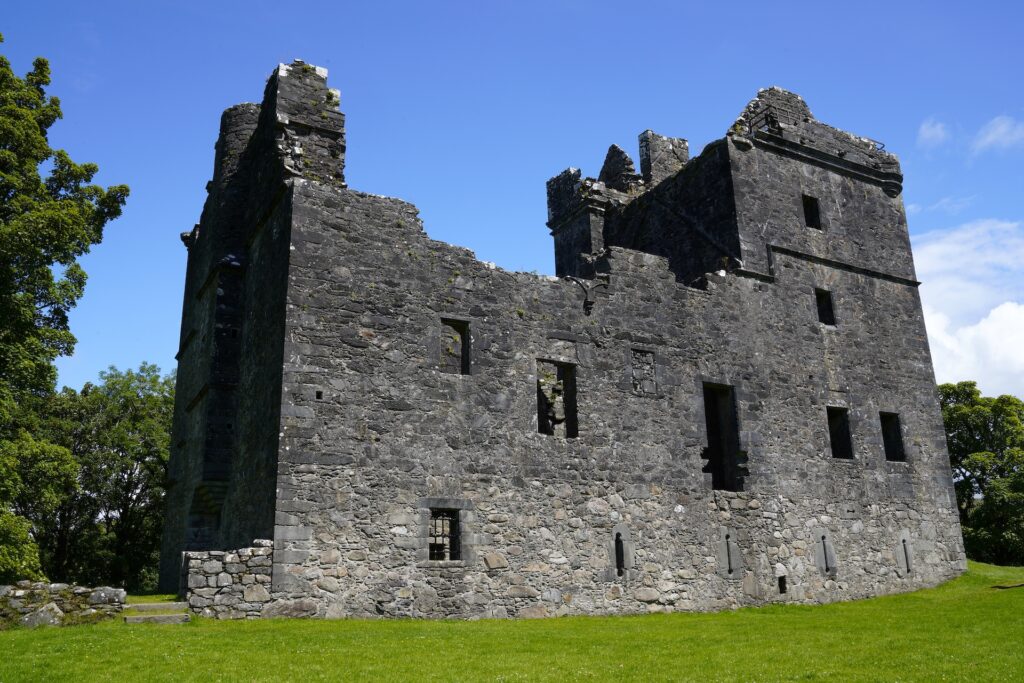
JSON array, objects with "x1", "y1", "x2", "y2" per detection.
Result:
[{"x1": 159, "y1": 61, "x2": 966, "y2": 619}]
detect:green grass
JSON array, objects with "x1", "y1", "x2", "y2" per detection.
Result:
[
  {"x1": 125, "y1": 593, "x2": 179, "y2": 605},
  {"x1": 2, "y1": 562, "x2": 1023, "y2": 682}
]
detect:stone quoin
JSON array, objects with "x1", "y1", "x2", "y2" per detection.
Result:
[{"x1": 159, "y1": 61, "x2": 966, "y2": 619}]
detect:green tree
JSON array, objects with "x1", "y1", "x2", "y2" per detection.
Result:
[
  {"x1": 36, "y1": 365, "x2": 174, "y2": 591},
  {"x1": 939, "y1": 381, "x2": 1024, "y2": 565},
  {"x1": 0, "y1": 33, "x2": 128, "y2": 582},
  {"x1": 0, "y1": 427, "x2": 77, "y2": 582}
]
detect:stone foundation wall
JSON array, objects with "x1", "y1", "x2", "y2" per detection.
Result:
[
  {"x1": 0, "y1": 582, "x2": 125, "y2": 628},
  {"x1": 184, "y1": 539, "x2": 275, "y2": 618}
]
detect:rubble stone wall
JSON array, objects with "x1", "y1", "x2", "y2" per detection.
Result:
[
  {"x1": 0, "y1": 582, "x2": 125, "y2": 628},
  {"x1": 184, "y1": 539, "x2": 275, "y2": 619}
]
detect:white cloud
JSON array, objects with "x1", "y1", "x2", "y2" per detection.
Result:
[
  {"x1": 924, "y1": 303, "x2": 1024, "y2": 397},
  {"x1": 927, "y1": 195, "x2": 974, "y2": 214},
  {"x1": 905, "y1": 196, "x2": 974, "y2": 218},
  {"x1": 971, "y1": 115, "x2": 1024, "y2": 153},
  {"x1": 917, "y1": 117, "x2": 950, "y2": 148},
  {"x1": 913, "y1": 219, "x2": 1024, "y2": 397}
]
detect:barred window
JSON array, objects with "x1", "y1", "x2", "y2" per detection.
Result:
[{"x1": 428, "y1": 509, "x2": 461, "y2": 561}]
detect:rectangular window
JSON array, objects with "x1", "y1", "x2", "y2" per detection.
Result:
[
  {"x1": 537, "y1": 360, "x2": 578, "y2": 438},
  {"x1": 440, "y1": 319, "x2": 471, "y2": 375},
  {"x1": 827, "y1": 407, "x2": 854, "y2": 459},
  {"x1": 428, "y1": 509, "x2": 460, "y2": 560},
  {"x1": 803, "y1": 194, "x2": 822, "y2": 229},
  {"x1": 815, "y1": 288, "x2": 836, "y2": 325},
  {"x1": 702, "y1": 383, "x2": 745, "y2": 491},
  {"x1": 880, "y1": 412, "x2": 906, "y2": 462}
]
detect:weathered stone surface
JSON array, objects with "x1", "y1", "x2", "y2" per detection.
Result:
[
  {"x1": 19, "y1": 602, "x2": 64, "y2": 628},
  {"x1": 483, "y1": 553, "x2": 509, "y2": 570},
  {"x1": 241, "y1": 581, "x2": 270, "y2": 602},
  {"x1": 508, "y1": 586, "x2": 540, "y2": 599},
  {"x1": 124, "y1": 614, "x2": 190, "y2": 625},
  {"x1": 161, "y1": 63, "x2": 966, "y2": 621},
  {"x1": 262, "y1": 599, "x2": 318, "y2": 619},
  {"x1": 87, "y1": 587, "x2": 127, "y2": 605}
]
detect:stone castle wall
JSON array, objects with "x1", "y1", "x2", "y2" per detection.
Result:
[{"x1": 165, "y1": 62, "x2": 966, "y2": 618}]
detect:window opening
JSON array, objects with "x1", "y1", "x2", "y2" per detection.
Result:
[
  {"x1": 827, "y1": 407, "x2": 854, "y2": 459},
  {"x1": 440, "y1": 319, "x2": 471, "y2": 375},
  {"x1": 615, "y1": 533, "x2": 625, "y2": 577},
  {"x1": 537, "y1": 360, "x2": 578, "y2": 437},
  {"x1": 803, "y1": 194, "x2": 821, "y2": 229},
  {"x1": 702, "y1": 383, "x2": 746, "y2": 491},
  {"x1": 815, "y1": 288, "x2": 836, "y2": 326},
  {"x1": 880, "y1": 412, "x2": 906, "y2": 462},
  {"x1": 315, "y1": 390, "x2": 323, "y2": 400},
  {"x1": 778, "y1": 576, "x2": 787, "y2": 594},
  {"x1": 822, "y1": 535, "x2": 831, "y2": 574},
  {"x1": 428, "y1": 509, "x2": 460, "y2": 561},
  {"x1": 725, "y1": 533, "x2": 734, "y2": 575},
  {"x1": 902, "y1": 538, "x2": 912, "y2": 574}
]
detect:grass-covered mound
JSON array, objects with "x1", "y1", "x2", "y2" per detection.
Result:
[{"x1": 1, "y1": 562, "x2": 1021, "y2": 682}]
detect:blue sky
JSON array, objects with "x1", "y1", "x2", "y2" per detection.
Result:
[{"x1": 4, "y1": 0, "x2": 1023, "y2": 396}]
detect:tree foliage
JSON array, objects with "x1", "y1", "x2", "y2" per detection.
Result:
[
  {"x1": 0, "y1": 33, "x2": 129, "y2": 582},
  {"x1": 0, "y1": 33, "x2": 128, "y2": 422},
  {"x1": 939, "y1": 381, "x2": 1024, "y2": 565},
  {"x1": 34, "y1": 364, "x2": 175, "y2": 590}
]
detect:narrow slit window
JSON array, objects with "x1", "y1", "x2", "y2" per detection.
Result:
[
  {"x1": 537, "y1": 360, "x2": 578, "y2": 438},
  {"x1": 803, "y1": 194, "x2": 821, "y2": 229},
  {"x1": 702, "y1": 383, "x2": 746, "y2": 491},
  {"x1": 815, "y1": 288, "x2": 836, "y2": 326},
  {"x1": 440, "y1": 319, "x2": 471, "y2": 375},
  {"x1": 428, "y1": 509, "x2": 460, "y2": 561},
  {"x1": 880, "y1": 412, "x2": 906, "y2": 462},
  {"x1": 827, "y1": 407, "x2": 854, "y2": 459},
  {"x1": 615, "y1": 532, "x2": 625, "y2": 577}
]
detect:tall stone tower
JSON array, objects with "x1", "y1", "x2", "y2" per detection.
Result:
[{"x1": 160, "y1": 63, "x2": 965, "y2": 620}]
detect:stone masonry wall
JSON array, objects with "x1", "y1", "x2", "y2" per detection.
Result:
[
  {"x1": 184, "y1": 540, "x2": 275, "y2": 618},
  {"x1": 0, "y1": 582, "x2": 125, "y2": 628},
  {"x1": 165, "y1": 64, "x2": 966, "y2": 619}
]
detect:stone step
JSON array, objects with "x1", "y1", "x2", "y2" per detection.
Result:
[
  {"x1": 124, "y1": 613, "x2": 191, "y2": 625},
  {"x1": 124, "y1": 602, "x2": 188, "y2": 612}
]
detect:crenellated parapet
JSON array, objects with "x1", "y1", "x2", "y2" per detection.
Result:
[{"x1": 547, "y1": 131, "x2": 688, "y2": 278}]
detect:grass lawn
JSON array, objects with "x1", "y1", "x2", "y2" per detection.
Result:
[
  {"x1": 124, "y1": 593, "x2": 179, "y2": 605},
  {"x1": 2, "y1": 562, "x2": 1022, "y2": 682}
]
